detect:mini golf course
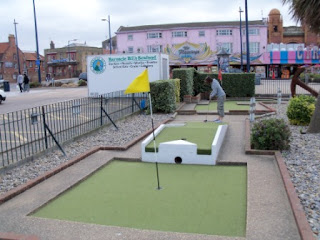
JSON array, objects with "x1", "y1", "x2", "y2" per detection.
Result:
[
  {"x1": 141, "y1": 122, "x2": 228, "y2": 165},
  {"x1": 32, "y1": 160, "x2": 247, "y2": 237},
  {"x1": 195, "y1": 101, "x2": 250, "y2": 111}
]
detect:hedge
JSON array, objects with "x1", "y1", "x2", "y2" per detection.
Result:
[
  {"x1": 172, "y1": 68, "x2": 194, "y2": 101},
  {"x1": 193, "y1": 70, "x2": 255, "y2": 97},
  {"x1": 150, "y1": 79, "x2": 177, "y2": 113}
]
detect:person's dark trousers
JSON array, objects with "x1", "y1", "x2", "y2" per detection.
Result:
[{"x1": 18, "y1": 83, "x2": 23, "y2": 92}]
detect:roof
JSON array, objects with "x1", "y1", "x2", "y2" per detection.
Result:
[
  {"x1": 23, "y1": 51, "x2": 44, "y2": 61},
  {"x1": 269, "y1": 8, "x2": 281, "y2": 15},
  {"x1": 283, "y1": 26, "x2": 304, "y2": 36},
  {"x1": 117, "y1": 20, "x2": 265, "y2": 32},
  {"x1": 0, "y1": 43, "x2": 9, "y2": 54}
]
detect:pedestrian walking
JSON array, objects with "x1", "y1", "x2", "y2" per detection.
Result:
[
  {"x1": 17, "y1": 73, "x2": 24, "y2": 92},
  {"x1": 23, "y1": 73, "x2": 30, "y2": 92}
]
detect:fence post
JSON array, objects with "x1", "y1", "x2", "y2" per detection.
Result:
[
  {"x1": 42, "y1": 106, "x2": 48, "y2": 149},
  {"x1": 132, "y1": 93, "x2": 135, "y2": 113},
  {"x1": 100, "y1": 95, "x2": 103, "y2": 126}
]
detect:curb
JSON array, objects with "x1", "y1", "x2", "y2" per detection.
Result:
[{"x1": 245, "y1": 118, "x2": 315, "y2": 240}]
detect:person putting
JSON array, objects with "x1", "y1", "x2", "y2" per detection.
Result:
[{"x1": 204, "y1": 76, "x2": 226, "y2": 123}]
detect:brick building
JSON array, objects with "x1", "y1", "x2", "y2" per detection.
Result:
[
  {"x1": 0, "y1": 34, "x2": 45, "y2": 83},
  {"x1": 44, "y1": 41, "x2": 103, "y2": 80},
  {"x1": 268, "y1": 8, "x2": 320, "y2": 45}
]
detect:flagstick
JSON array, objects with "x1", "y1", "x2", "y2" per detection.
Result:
[{"x1": 148, "y1": 92, "x2": 161, "y2": 190}]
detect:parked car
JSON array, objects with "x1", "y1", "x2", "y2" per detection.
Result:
[
  {"x1": 0, "y1": 89, "x2": 6, "y2": 104},
  {"x1": 79, "y1": 72, "x2": 87, "y2": 81}
]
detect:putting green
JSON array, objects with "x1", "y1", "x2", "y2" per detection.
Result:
[
  {"x1": 145, "y1": 122, "x2": 222, "y2": 155},
  {"x1": 196, "y1": 101, "x2": 250, "y2": 111},
  {"x1": 32, "y1": 161, "x2": 247, "y2": 237}
]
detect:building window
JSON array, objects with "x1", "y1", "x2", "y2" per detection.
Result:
[
  {"x1": 147, "y1": 32, "x2": 162, "y2": 39},
  {"x1": 273, "y1": 25, "x2": 278, "y2": 32},
  {"x1": 128, "y1": 47, "x2": 134, "y2": 53},
  {"x1": 172, "y1": 31, "x2": 187, "y2": 37},
  {"x1": 147, "y1": 45, "x2": 163, "y2": 53},
  {"x1": 216, "y1": 29, "x2": 232, "y2": 36},
  {"x1": 217, "y1": 43, "x2": 233, "y2": 53},
  {"x1": 242, "y1": 28, "x2": 260, "y2": 35},
  {"x1": 199, "y1": 31, "x2": 205, "y2": 37},
  {"x1": 13, "y1": 54, "x2": 17, "y2": 60},
  {"x1": 29, "y1": 61, "x2": 33, "y2": 68},
  {"x1": 128, "y1": 34, "x2": 133, "y2": 41},
  {"x1": 243, "y1": 42, "x2": 260, "y2": 54}
]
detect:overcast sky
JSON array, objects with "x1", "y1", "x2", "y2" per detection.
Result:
[{"x1": 1, "y1": 0, "x2": 297, "y2": 55}]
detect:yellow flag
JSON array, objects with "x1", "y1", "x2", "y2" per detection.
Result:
[{"x1": 124, "y1": 69, "x2": 150, "y2": 94}]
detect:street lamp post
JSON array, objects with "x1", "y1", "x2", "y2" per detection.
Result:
[
  {"x1": 32, "y1": 0, "x2": 41, "y2": 83},
  {"x1": 13, "y1": 19, "x2": 21, "y2": 75},
  {"x1": 245, "y1": 0, "x2": 250, "y2": 72},
  {"x1": 101, "y1": 15, "x2": 112, "y2": 54},
  {"x1": 68, "y1": 39, "x2": 77, "y2": 78},
  {"x1": 239, "y1": 7, "x2": 243, "y2": 71}
]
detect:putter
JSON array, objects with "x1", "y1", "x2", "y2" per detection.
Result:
[{"x1": 204, "y1": 99, "x2": 210, "y2": 122}]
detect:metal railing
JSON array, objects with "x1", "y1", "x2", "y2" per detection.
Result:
[
  {"x1": 0, "y1": 91, "x2": 147, "y2": 168},
  {"x1": 255, "y1": 79, "x2": 320, "y2": 97}
]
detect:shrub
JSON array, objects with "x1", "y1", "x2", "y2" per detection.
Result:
[
  {"x1": 172, "y1": 68, "x2": 194, "y2": 101},
  {"x1": 78, "y1": 79, "x2": 87, "y2": 86},
  {"x1": 30, "y1": 81, "x2": 41, "y2": 88},
  {"x1": 150, "y1": 79, "x2": 176, "y2": 113},
  {"x1": 251, "y1": 118, "x2": 291, "y2": 150},
  {"x1": 287, "y1": 95, "x2": 316, "y2": 125},
  {"x1": 173, "y1": 78, "x2": 180, "y2": 103}
]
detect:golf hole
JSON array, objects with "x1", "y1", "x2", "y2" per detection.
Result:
[{"x1": 175, "y1": 156, "x2": 182, "y2": 164}]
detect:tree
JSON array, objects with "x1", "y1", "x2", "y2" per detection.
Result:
[
  {"x1": 283, "y1": 0, "x2": 320, "y2": 133},
  {"x1": 282, "y1": 0, "x2": 320, "y2": 33}
]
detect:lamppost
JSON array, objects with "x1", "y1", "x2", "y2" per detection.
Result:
[
  {"x1": 101, "y1": 15, "x2": 112, "y2": 54},
  {"x1": 68, "y1": 39, "x2": 77, "y2": 78},
  {"x1": 239, "y1": 7, "x2": 243, "y2": 71},
  {"x1": 245, "y1": 0, "x2": 250, "y2": 72},
  {"x1": 13, "y1": 19, "x2": 21, "y2": 75},
  {"x1": 32, "y1": 0, "x2": 41, "y2": 83}
]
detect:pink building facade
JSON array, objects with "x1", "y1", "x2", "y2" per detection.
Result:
[{"x1": 115, "y1": 20, "x2": 268, "y2": 72}]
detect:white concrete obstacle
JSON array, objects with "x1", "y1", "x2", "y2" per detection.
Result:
[{"x1": 141, "y1": 123, "x2": 228, "y2": 165}]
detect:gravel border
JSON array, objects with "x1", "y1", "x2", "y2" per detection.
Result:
[
  {"x1": 0, "y1": 113, "x2": 172, "y2": 195},
  {"x1": 256, "y1": 103, "x2": 320, "y2": 238}
]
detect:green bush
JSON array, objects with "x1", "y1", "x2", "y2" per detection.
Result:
[
  {"x1": 173, "y1": 78, "x2": 180, "y2": 103},
  {"x1": 193, "y1": 70, "x2": 255, "y2": 97},
  {"x1": 251, "y1": 118, "x2": 291, "y2": 150},
  {"x1": 30, "y1": 81, "x2": 41, "y2": 88},
  {"x1": 150, "y1": 79, "x2": 176, "y2": 113},
  {"x1": 172, "y1": 68, "x2": 194, "y2": 101},
  {"x1": 78, "y1": 79, "x2": 87, "y2": 86},
  {"x1": 287, "y1": 95, "x2": 316, "y2": 125}
]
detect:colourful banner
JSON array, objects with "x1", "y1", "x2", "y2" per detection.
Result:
[{"x1": 164, "y1": 41, "x2": 264, "y2": 65}]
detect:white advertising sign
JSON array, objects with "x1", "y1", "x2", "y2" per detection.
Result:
[{"x1": 87, "y1": 53, "x2": 169, "y2": 96}]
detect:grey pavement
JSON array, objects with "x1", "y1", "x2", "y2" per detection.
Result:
[{"x1": 0, "y1": 109, "x2": 301, "y2": 239}]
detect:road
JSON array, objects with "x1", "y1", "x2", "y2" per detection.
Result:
[{"x1": 0, "y1": 85, "x2": 88, "y2": 114}]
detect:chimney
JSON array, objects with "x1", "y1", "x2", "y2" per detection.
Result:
[
  {"x1": 50, "y1": 41, "x2": 55, "y2": 49},
  {"x1": 8, "y1": 34, "x2": 15, "y2": 46}
]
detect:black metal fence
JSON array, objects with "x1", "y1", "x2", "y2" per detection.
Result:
[
  {"x1": 255, "y1": 79, "x2": 320, "y2": 97},
  {"x1": 0, "y1": 91, "x2": 147, "y2": 168}
]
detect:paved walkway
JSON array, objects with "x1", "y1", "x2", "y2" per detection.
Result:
[{"x1": 0, "y1": 111, "x2": 302, "y2": 239}]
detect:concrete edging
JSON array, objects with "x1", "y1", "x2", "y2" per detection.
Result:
[{"x1": 244, "y1": 118, "x2": 315, "y2": 240}]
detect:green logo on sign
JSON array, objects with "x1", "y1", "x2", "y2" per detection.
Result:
[{"x1": 90, "y1": 57, "x2": 106, "y2": 74}]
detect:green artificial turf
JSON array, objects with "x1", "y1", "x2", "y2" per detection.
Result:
[
  {"x1": 195, "y1": 101, "x2": 250, "y2": 111},
  {"x1": 32, "y1": 160, "x2": 247, "y2": 237},
  {"x1": 145, "y1": 122, "x2": 221, "y2": 155}
]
